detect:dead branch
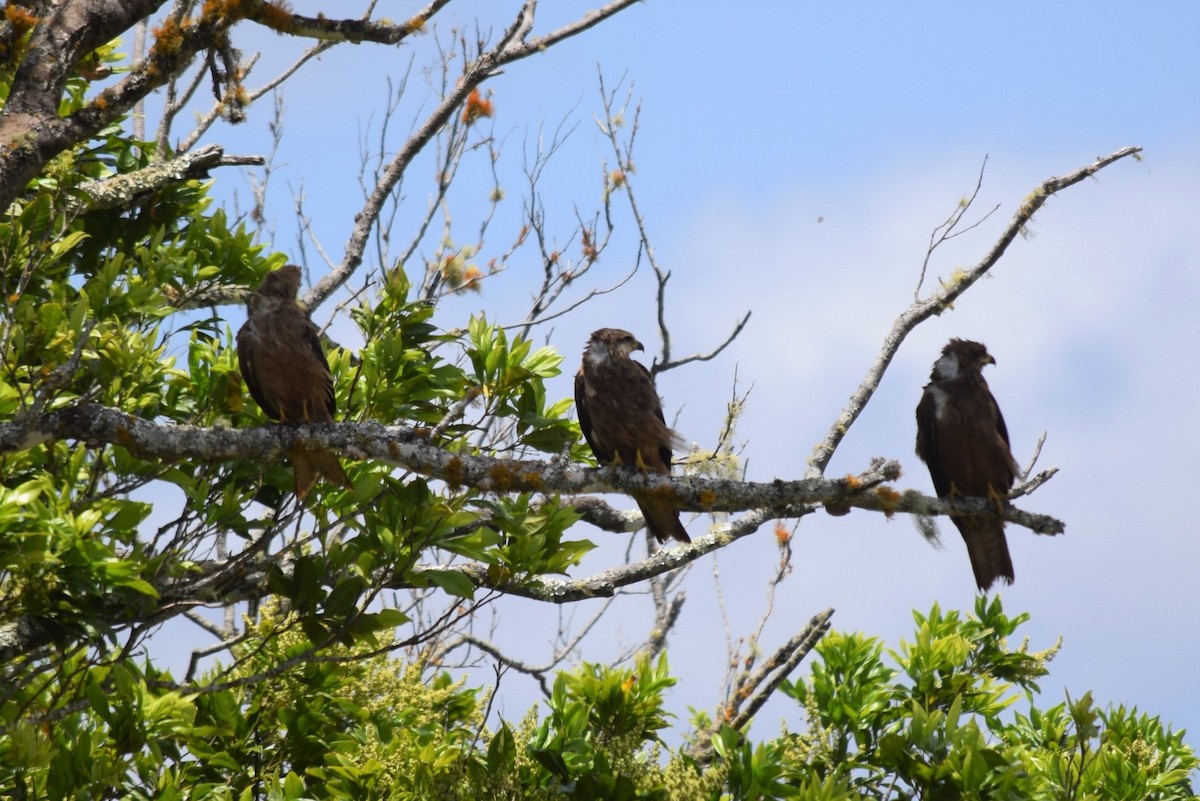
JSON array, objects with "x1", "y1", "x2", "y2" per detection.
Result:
[
  {"x1": 806, "y1": 146, "x2": 1143, "y2": 477},
  {"x1": 688, "y1": 608, "x2": 834, "y2": 764},
  {"x1": 308, "y1": 0, "x2": 644, "y2": 309}
]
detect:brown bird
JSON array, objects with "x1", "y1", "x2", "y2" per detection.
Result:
[
  {"x1": 236, "y1": 264, "x2": 352, "y2": 498},
  {"x1": 575, "y1": 328, "x2": 690, "y2": 544},
  {"x1": 915, "y1": 339, "x2": 1019, "y2": 591}
]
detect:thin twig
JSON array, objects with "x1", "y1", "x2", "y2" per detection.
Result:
[{"x1": 806, "y1": 146, "x2": 1143, "y2": 478}]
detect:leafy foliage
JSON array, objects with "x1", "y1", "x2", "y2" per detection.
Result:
[
  {"x1": 763, "y1": 597, "x2": 1196, "y2": 800},
  {"x1": 4, "y1": 598, "x2": 1191, "y2": 798}
]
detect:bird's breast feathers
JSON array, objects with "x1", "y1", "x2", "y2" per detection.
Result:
[{"x1": 929, "y1": 384, "x2": 952, "y2": 420}]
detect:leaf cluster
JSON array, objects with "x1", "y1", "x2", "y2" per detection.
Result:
[{"x1": 5, "y1": 598, "x2": 1191, "y2": 799}]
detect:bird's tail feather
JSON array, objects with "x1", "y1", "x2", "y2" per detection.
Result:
[
  {"x1": 293, "y1": 449, "x2": 352, "y2": 499},
  {"x1": 954, "y1": 516, "x2": 1014, "y2": 592},
  {"x1": 635, "y1": 493, "x2": 690, "y2": 544}
]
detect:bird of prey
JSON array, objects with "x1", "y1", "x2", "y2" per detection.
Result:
[
  {"x1": 915, "y1": 338, "x2": 1019, "y2": 591},
  {"x1": 236, "y1": 264, "x2": 352, "y2": 498},
  {"x1": 575, "y1": 328, "x2": 690, "y2": 544}
]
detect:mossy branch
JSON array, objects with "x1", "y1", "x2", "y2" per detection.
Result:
[{"x1": 0, "y1": 402, "x2": 1064, "y2": 536}]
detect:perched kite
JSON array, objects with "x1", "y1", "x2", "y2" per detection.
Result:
[
  {"x1": 237, "y1": 264, "x2": 352, "y2": 498},
  {"x1": 915, "y1": 338, "x2": 1019, "y2": 591},
  {"x1": 575, "y1": 328, "x2": 690, "y2": 544}
]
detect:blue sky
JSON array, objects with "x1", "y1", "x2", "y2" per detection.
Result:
[{"x1": 169, "y1": 1, "x2": 1200, "y2": 748}]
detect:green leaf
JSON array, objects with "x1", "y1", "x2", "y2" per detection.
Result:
[
  {"x1": 487, "y1": 723, "x2": 516, "y2": 772},
  {"x1": 424, "y1": 569, "x2": 477, "y2": 599}
]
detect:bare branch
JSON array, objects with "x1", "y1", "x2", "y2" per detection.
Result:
[
  {"x1": 688, "y1": 608, "x2": 834, "y2": 764},
  {"x1": 654, "y1": 310, "x2": 752, "y2": 378},
  {"x1": 1011, "y1": 467, "x2": 1059, "y2": 500},
  {"x1": 245, "y1": 0, "x2": 450, "y2": 45},
  {"x1": 641, "y1": 590, "x2": 685, "y2": 662},
  {"x1": 806, "y1": 146, "x2": 1143, "y2": 477},
  {"x1": 914, "y1": 155, "x2": 998, "y2": 298},
  {"x1": 309, "y1": 0, "x2": 644, "y2": 309},
  {"x1": 437, "y1": 633, "x2": 554, "y2": 698}
]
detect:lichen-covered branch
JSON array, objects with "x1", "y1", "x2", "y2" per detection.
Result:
[
  {"x1": 247, "y1": 0, "x2": 452, "y2": 44},
  {"x1": 0, "y1": 403, "x2": 1062, "y2": 534},
  {"x1": 71, "y1": 144, "x2": 264, "y2": 212},
  {"x1": 0, "y1": 0, "x2": 238, "y2": 211}
]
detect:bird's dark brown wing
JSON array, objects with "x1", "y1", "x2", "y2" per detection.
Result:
[
  {"x1": 915, "y1": 385, "x2": 952, "y2": 497},
  {"x1": 634, "y1": 360, "x2": 674, "y2": 470},
  {"x1": 237, "y1": 323, "x2": 280, "y2": 420},
  {"x1": 974, "y1": 380, "x2": 1018, "y2": 491},
  {"x1": 575, "y1": 368, "x2": 613, "y2": 464},
  {"x1": 992, "y1": 393, "x2": 1013, "y2": 452},
  {"x1": 301, "y1": 320, "x2": 337, "y2": 418}
]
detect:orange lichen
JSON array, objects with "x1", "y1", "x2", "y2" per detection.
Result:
[
  {"x1": 774, "y1": 523, "x2": 790, "y2": 546},
  {"x1": 201, "y1": 0, "x2": 256, "y2": 21},
  {"x1": 488, "y1": 463, "x2": 516, "y2": 492},
  {"x1": 151, "y1": 17, "x2": 186, "y2": 56},
  {"x1": 223, "y1": 84, "x2": 250, "y2": 120},
  {"x1": 697, "y1": 489, "x2": 717, "y2": 510},
  {"x1": 461, "y1": 265, "x2": 482, "y2": 292},
  {"x1": 609, "y1": 169, "x2": 626, "y2": 188},
  {"x1": 256, "y1": 1, "x2": 296, "y2": 31},
  {"x1": 4, "y1": 4, "x2": 38, "y2": 32},
  {"x1": 874, "y1": 486, "x2": 902, "y2": 518},
  {"x1": 842, "y1": 474, "x2": 861, "y2": 490},
  {"x1": 461, "y1": 88, "x2": 494, "y2": 125},
  {"x1": 443, "y1": 456, "x2": 466, "y2": 489}
]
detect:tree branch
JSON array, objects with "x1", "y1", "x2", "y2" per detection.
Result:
[
  {"x1": 688, "y1": 608, "x2": 834, "y2": 764},
  {"x1": 246, "y1": 0, "x2": 452, "y2": 44},
  {"x1": 70, "y1": 144, "x2": 264, "y2": 212},
  {"x1": 0, "y1": 403, "x2": 1063, "y2": 535},
  {"x1": 307, "y1": 0, "x2": 643, "y2": 308},
  {"x1": 806, "y1": 146, "x2": 1143, "y2": 477}
]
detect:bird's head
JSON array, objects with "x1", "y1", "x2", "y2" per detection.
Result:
[
  {"x1": 248, "y1": 264, "x2": 302, "y2": 314},
  {"x1": 933, "y1": 338, "x2": 995, "y2": 380},
  {"x1": 584, "y1": 327, "x2": 644, "y2": 365}
]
